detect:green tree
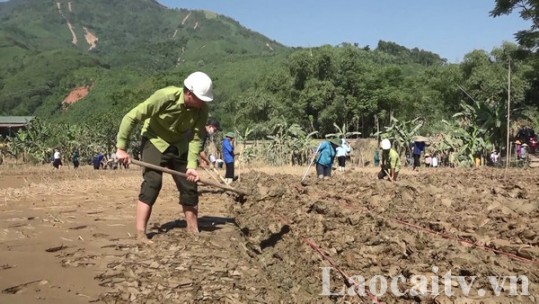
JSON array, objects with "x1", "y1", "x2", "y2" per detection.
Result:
[
  {"x1": 378, "y1": 116, "x2": 424, "y2": 157},
  {"x1": 490, "y1": 0, "x2": 539, "y2": 50}
]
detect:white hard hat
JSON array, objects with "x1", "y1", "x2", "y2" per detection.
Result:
[
  {"x1": 381, "y1": 139, "x2": 391, "y2": 150},
  {"x1": 183, "y1": 71, "x2": 214, "y2": 102}
]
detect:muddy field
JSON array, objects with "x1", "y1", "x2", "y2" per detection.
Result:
[{"x1": 0, "y1": 165, "x2": 537, "y2": 303}]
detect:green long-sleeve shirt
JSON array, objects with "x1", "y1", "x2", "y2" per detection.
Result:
[
  {"x1": 116, "y1": 86, "x2": 208, "y2": 169},
  {"x1": 381, "y1": 148, "x2": 401, "y2": 172}
]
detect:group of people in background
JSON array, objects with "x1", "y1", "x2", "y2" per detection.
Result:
[
  {"x1": 312, "y1": 136, "x2": 402, "y2": 182},
  {"x1": 197, "y1": 117, "x2": 237, "y2": 185},
  {"x1": 312, "y1": 136, "x2": 403, "y2": 182},
  {"x1": 411, "y1": 139, "x2": 439, "y2": 169},
  {"x1": 48, "y1": 121, "x2": 237, "y2": 182},
  {"x1": 314, "y1": 138, "x2": 351, "y2": 179},
  {"x1": 50, "y1": 148, "x2": 127, "y2": 170}
]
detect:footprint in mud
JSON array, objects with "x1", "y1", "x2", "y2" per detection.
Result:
[
  {"x1": 45, "y1": 245, "x2": 68, "y2": 253},
  {"x1": 2, "y1": 279, "x2": 48, "y2": 295},
  {"x1": 6, "y1": 216, "x2": 37, "y2": 228},
  {"x1": 8, "y1": 223, "x2": 28, "y2": 228},
  {"x1": 0, "y1": 264, "x2": 15, "y2": 271},
  {"x1": 87, "y1": 211, "x2": 103, "y2": 215},
  {"x1": 69, "y1": 225, "x2": 88, "y2": 230},
  {"x1": 92, "y1": 233, "x2": 109, "y2": 238},
  {"x1": 58, "y1": 248, "x2": 97, "y2": 267}
]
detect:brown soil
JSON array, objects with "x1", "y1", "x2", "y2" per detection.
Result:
[
  {"x1": 0, "y1": 165, "x2": 537, "y2": 303},
  {"x1": 63, "y1": 86, "x2": 90, "y2": 105}
]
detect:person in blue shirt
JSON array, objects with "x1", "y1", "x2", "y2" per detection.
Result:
[
  {"x1": 412, "y1": 140, "x2": 426, "y2": 171},
  {"x1": 222, "y1": 132, "x2": 238, "y2": 184},
  {"x1": 93, "y1": 152, "x2": 104, "y2": 170},
  {"x1": 374, "y1": 149, "x2": 380, "y2": 167},
  {"x1": 315, "y1": 139, "x2": 338, "y2": 179}
]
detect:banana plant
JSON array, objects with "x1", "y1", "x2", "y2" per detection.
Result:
[
  {"x1": 289, "y1": 126, "x2": 318, "y2": 165},
  {"x1": 265, "y1": 121, "x2": 293, "y2": 166},
  {"x1": 325, "y1": 122, "x2": 361, "y2": 139},
  {"x1": 264, "y1": 122, "x2": 318, "y2": 166},
  {"x1": 377, "y1": 116, "x2": 424, "y2": 157},
  {"x1": 236, "y1": 127, "x2": 254, "y2": 163},
  {"x1": 439, "y1": 119, "x2": 489, "y2": 167},
  {"x1": 10, "y1": 129, "x2": 29, "y2": 163},
  {"x1": 452, "y1": 99, "x2": 504, "y2": 150},
  {"x1": 325, "y1": 122, "x2": 360, "y2": 156}
]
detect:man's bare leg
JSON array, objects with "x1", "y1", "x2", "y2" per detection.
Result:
[
  {"x1": 136, "y1": 200, "x2": 154, "y2": 244},
  {"x1": 183, "y1": 205, "x2": 199, "y2": 233}
]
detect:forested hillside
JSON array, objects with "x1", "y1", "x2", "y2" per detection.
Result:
[
  {"x1": 0, "y1": 0, "x2": 538, "y2": 167},
  {"x1": 0, "y1": 0, "x2": 285, "y2": 116}
]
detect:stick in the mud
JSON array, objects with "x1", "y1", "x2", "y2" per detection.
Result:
[
  {"x1": 301, "y1": 143, "x2": 321, "y2": 185},
  {"x1": 238, "y1": 153, "x2": 242, "y2": 183},
  {"x1": 384, "y1": 169, "x2": 394, "y2": 182},
  {"x1": 360, "y1": 149, "x2": 365, "y2": 168},
  {"x1": 212, "y1": 167, "x2": 228, "y2": 184},
  {"x1": 131, "y1": 159, "x2": 249, "y2": 196},
  {"x1": 203, "y1": 167, "x2": 223, "y2": 185}
]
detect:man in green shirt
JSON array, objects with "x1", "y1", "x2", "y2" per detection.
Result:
[
  {"x1": 116, "y1": 71, "x2": 213, "y2": 242},
  {"x1": 378, "y1": 139, "x2": 400, "y2": 181}
]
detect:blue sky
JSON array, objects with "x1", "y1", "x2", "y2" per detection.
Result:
[{"x1": 158, "y1": 0, "x2": 531, "y2": 63}]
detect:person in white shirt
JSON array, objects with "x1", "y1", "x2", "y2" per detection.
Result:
[
  {"x1": 209, "y1": 153, "x2": 216, "y2": 168},
  {"x1": 215, "y1": 158, "x2": 224, "y2": 169},
  {"x1": 431, "y1": 154, "x2": 438, "y2": 167},
  {"x1": 52, "y1": 149, "x2": 62, "y2": 169},
  {"x1": 335, "y1": 138, "x2": 351, "y2": 172},
  {"x1": 109, "y1": 152, "x2": 119, "y2": 169},
  {"x1": 490, "y1": 150, "x2": 499, "y2": 165},
  {"x1": 425, "y1": 153, "x2": 432, "y2": 167}
]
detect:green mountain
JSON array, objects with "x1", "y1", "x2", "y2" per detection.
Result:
[
  {"x1": 0, "y1": 0, "x2": 289, "y2": 117},
  {"x1": 1, "y1": 0, "x2": 478, "y2": 139}
]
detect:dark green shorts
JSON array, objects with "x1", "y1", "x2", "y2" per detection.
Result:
[{"x1": 138, "y1": 138, "x2": 198, "y2": 207}]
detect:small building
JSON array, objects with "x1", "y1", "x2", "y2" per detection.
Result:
[{"x1": 0, "y1": 116, "x2": 35, "y2": 138}]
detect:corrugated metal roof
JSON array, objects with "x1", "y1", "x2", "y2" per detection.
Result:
[
  {"x1": 0, "y1": 116, "x2": 35, "y2": 124},
  {"x1": 0, "y1": 124, "x2": 30, "y2": 127}
]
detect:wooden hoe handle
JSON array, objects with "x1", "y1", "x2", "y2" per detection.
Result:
[{"x1": 131, "y1": 159, "x2": 249, "y2": 196}]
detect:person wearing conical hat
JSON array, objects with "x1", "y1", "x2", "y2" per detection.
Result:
[{"x1": 222, "y1": 131, "x2": 238, "y2": 185}]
